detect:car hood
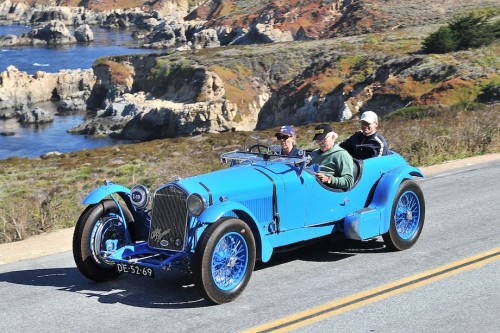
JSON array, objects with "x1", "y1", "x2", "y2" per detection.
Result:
[{"x1": 175, "y1": 162, "x2": 292, "y2": 204}]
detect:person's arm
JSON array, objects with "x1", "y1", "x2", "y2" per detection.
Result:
[
  {"x1": 329, "y1": 152, "x2": 354, "y2": 189},
  {"x1": 371, "y1": 133, "x2": 388, "y2": 157}
]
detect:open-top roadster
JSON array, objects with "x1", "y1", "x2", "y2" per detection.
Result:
[{"x1": 73, "y1": 133, "x2": 425, "y2": 304}]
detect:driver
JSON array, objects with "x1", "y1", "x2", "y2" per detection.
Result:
[
  {"x1": 275, "y1": 125, "x2": 303, "y2": 156},
  {"x1": 310, "y1": 124, "x2": 354, "y2": 189}
]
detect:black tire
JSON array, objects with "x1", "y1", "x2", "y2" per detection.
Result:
[
  {"x1": 383, "y1": 180, "x2": 425, "y2": 251},
  {"x1": 193, "y1": 217, "x2": 256, "y2": 304},
  {"x1": 73, "y1": 199, "x2": 133, "y2": 282}
]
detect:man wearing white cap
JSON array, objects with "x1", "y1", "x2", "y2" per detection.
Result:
[{"x1": 340, "y1": 111, "x2": 388, "y2": 159}]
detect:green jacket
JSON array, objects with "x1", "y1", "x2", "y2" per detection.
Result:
[{"x1": 310, "y1": 144, "x2": 354, "y2": 189}]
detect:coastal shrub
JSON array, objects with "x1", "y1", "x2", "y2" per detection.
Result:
[
  {"x1": 421, "y1": 26, "x2": 457, "y2": 54},
  {"x1": 95, "y1": 60, "x2": 132, "y2": 85},
  {"x1": 422, "y1": 9, "x2": 500, "y2": 54}
]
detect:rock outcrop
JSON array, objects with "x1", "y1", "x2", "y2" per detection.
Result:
[
  {"x1": 74, "y1": 24, "x2": 94, "y2": 43},
  {"x1": 0, "y1": 66, "x2": 95, "y2": 117},
  {"x1": 69, "y1": 56, "x2": 238, "y2": 139},
  {"x1": 18, "y1": 107, "x2": 54, "y2": 124},
  {"x1": 29, "y1": 20, "x2": 76, "y2": 45},
  {"x1": 69, "y1": 92, "x2": 237, "y2": 139}
]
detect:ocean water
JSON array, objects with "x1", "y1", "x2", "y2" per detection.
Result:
[
  {"x1": 0, "y1": 25, "x2": 160, "y2": 73},
  {"x1": 0, "y1": 25, "x2": 161, "y2": 159}
]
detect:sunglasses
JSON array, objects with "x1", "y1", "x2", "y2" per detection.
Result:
[{"x1": 276, "y1": 135, "x2": 290, "y2": 140}]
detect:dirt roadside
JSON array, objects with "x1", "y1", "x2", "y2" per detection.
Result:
[{"x1": 1, "y1": 153, "x2": 499, "y2": 265}]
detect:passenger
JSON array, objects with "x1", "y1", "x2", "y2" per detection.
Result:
[
  {"x1": 310, "y1": 124, "x2": 354, "y2": 190},
  {"x1": 339, "y1": 111, "x2": 388, "y2": 159},
  {"x1": 275, "y1": 125, "x2": 302, "y2": 157}
]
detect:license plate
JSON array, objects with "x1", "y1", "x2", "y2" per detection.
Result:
[{"x1": 116, "y1": 263, "x2": 155, "y2": 278}]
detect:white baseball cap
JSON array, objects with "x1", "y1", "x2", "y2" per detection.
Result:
[{"x1": 360, "y1": 111, "x2": 378, "y2": 124}]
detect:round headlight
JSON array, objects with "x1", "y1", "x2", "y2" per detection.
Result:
[
  {"x1": 187, "y1": 193, "x2": 206, "y2": 216},
  {"x1": 130, "y1": 185, "x2": 150, "y2": 210}
]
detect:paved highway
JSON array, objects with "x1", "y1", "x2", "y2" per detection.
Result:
[{"x1": 0, "y1": 159, "x2": 499, "y2": 333}]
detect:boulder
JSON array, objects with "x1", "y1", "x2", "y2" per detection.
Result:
[
  {"x1": 74, "y1": 24, "x2": 94, "y2": 43},
  {"x1": 0, "y1": 34, "x2": 33, "y2": 47},
  {"x1": 18, "y1": 108, "x2": 54, "y2": 124},
  {"x1": 29, "y1": 20, "x2": 76, "y2": 45},
  {"x1": 192, "y1": 28, "x2": 220, "y2": 49},
  {"x1": 40, "y1": 151, "x2": 64, "y2": 159},
  {"x1": 57, "y1": 99, "x2": 87, "y2": 113}
]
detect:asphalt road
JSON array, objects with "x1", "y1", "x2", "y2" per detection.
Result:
[{"x1": 0, "y1": 159, "x2": 499, "y2": 333}]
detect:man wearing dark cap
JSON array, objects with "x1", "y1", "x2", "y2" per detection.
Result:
[
  {"x1": 311, "y1": 124, "x2": 354, "y2": 190},
  {"x1": 275, "y1": 125, "x2": 302, "y2": 156},
  {"x1": 339, "y1": 111, "x2": 388, "y2": 159}
]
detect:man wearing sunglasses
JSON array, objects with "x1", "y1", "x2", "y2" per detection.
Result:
[
  {"x1": 310, "y1": 124, "x2": 354, "y2": 190},
  {"x1": 275, "y1": 125, "x2": 303, "y2": 156},
  {"x1": 339, "y1": 111, "x2": 388, "y2": 159}
]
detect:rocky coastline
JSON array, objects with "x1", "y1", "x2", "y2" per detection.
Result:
[{"x1": 0, "y1": 0, "x2": 498, "y2": 142}]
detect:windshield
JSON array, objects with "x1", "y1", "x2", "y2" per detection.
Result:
[
  {"x1": 244, "y1": 133, "x2": 280, "y2": 153},
  {"x1": 220, "y1": 132, "x2": 309, "y2": 168}
]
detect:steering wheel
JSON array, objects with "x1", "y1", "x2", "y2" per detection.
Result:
[{"x1": 248, "y1": 144, "x2": 269, "y2": 153}]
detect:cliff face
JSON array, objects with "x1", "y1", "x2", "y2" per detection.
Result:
[{"x1": 69, "y1": 54, "x2": 240, "y2": 139}]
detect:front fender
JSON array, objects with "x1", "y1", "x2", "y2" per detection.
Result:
[
  {"x1": 370, "y1": 166, "x2": 424, "y2": 234},
  {"x1": 82, "y1": 183, "x2": 131, "y2": 205},
  {"x1": 198, "y1": 201, "x2": 273, "y2": 263}
]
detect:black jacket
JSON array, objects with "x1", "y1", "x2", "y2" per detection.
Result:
[{"x1": 339, "y1": 131, "x2": 388, "y2": 159}]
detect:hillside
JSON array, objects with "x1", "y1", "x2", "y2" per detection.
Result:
[
  {"x1": 68, "y1": 25, "x2": 498, "y2": 138},
  {"x1": 5, "y1": 0, "x2": 496, "y2": 137}
]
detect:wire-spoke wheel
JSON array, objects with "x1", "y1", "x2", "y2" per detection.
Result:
[
  {"x1": 194, "y1": 218, "x2": 256, "y2": 304},
  {"x1": 383, "y1": 180, "x2": 425, "y2": 251}
]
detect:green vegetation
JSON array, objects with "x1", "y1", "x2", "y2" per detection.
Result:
[{"x1": 422, "y1": 8, "x2": 500, "y2": 54}]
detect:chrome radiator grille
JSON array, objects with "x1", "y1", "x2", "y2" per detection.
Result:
[{"x1": 148, "y1": 184, "x2": 188, "y2": 251}]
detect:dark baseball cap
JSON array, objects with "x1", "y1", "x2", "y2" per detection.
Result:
[{"x1": 312, "y1": 124, "x2": 333, "y2": 141}]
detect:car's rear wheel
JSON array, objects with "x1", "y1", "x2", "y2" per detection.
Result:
[
  {"x1": 73, "y1": 199, "x2": 133, "y2": 282},
  {"x1": 194, "y1": 217, "x2": 256, "y2": 304},
  {"x1": 383, "y1": 180, "x2": 425, "y2": 251}
]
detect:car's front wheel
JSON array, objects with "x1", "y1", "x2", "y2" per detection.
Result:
[
  {"x1": 194, "y1": 217, "x2": 256, "y2": 304},
  {"x1": 73, "y1": 199, "x2": 133, "y2": 282},
  {"x1": 383, "y1": 180, "x2": 425, "y2": 251}
]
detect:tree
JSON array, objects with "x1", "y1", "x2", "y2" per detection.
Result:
[
  {"x1": 422, "y1": 26, "x2": 456, "y2": 54},
  {"x1": 449, "y1": 12, "x2": 493, "y2": 50},
  {"x1": 422, "y1": 9, "x2": 500, "y2": 54}
]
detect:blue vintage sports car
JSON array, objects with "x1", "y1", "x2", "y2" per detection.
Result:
[{"x1": 73, "y1": 133, "x2": 425, "y2": 304}]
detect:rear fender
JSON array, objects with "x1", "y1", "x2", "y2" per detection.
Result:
[
  {"x1": 198, "y1": 201, "x2": 273, "y2": 263},
  {"x1": 370, "y1": 166, "x2": 424, "y2": 234}
]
